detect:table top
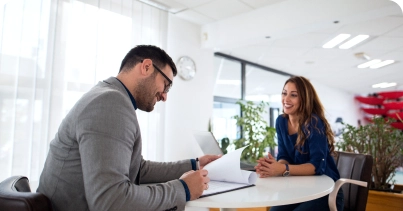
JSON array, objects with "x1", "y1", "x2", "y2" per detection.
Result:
[{"x1": 186, "y1": 175, "x2": 334, "y2": 209}]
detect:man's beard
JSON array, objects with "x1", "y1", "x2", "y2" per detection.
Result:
[{"x1": 135, "y1": 75, "x2": 157, "y2": 112}]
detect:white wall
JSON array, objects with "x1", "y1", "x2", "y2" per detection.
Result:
[
  {"x1": 311, "y1": 80, "x2": 361, "y2": 127},
  {"x1": 165, "y1": 14, "x2": 215, "y2": 161}
]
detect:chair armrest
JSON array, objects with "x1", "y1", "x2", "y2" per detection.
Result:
[
  {"x1": 328, "y1": 178, "x2": 367, "y2": 211},
  {"x1": 0, "y1": 176, "x2": 53, "y2": 211}
]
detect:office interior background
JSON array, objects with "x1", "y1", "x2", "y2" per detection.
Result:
[{"x1": 0, "y1": 0, "x2": 403, "y2": 191}]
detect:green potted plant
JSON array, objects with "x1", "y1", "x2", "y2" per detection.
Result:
[
  {"x1": 337, "y1": 117, "x2": 403, "y2": 191},
  {"x1": 232, "y1": 100, "x2": 277, "y2": 163}
]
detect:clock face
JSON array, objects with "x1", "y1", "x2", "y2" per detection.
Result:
[{"x1": 177, "y1": 56, "x2": 196, "y2": 81}]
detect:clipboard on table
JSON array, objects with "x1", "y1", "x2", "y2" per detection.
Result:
[{"x1": 200, "y1": 181, "x2": 255, "y2": 198}]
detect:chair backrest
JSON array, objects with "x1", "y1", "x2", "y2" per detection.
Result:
[
  {"x1": 0, "y1": 176, "x2": 52, "y2": 211},
  {"x1": 334, "y1": 151, "x2": 373, "y2": 211}
]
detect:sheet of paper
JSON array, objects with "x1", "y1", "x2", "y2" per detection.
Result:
[
  {"x1": 203, "y1": 146, "x2": 257, "y2": 184},
  {"x1": 201, "y1": 146, "x2": 257, "y2": 197}
]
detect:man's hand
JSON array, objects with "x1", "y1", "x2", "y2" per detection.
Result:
[
  {"x1": 198, "y1": 154, "x2": 221, "y2": 169},
  {"x1": 180, "y1": 169, "x2": 210, "y2": 200}
]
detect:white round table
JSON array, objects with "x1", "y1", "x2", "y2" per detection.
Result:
[{"x1": 186, "y1": 175, "x2": 335, "y2": 211}]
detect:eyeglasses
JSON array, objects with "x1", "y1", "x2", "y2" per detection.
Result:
[
  {"x1": 141, "y1": 60, "x2": 172, "y2": 93},
  {"x1": 152, "y1": 64, "x2": 172, "y2": 93}
]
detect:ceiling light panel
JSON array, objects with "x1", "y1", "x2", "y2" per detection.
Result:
[
  {"x1": 357, "y1": 59, "x2": 381, "y2": 68},
  {"x1": 322, "y1": 34, "x2": 351, "y2": 49},
  {"x1": 369, "y1": 60, "x2": 395, "y2": 69},
  {"x1": 372, "y1": 82, "x2": 397, "y2": 88},
  {"x1": 339, "y1": 35, "x2": 369, "y2": 49}
]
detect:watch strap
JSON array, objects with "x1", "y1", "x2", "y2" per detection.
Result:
[{"x1": 283, "y1": 164, "x2": 290, "y2": 177}]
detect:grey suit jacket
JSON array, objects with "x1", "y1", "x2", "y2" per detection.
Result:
[{"x1": 37, "y1": 77, "x2": 191, "y2": 211}]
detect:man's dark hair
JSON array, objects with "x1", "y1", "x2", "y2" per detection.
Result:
[{"x1": 119, "y1": 45, "x2": 177, "y2": 76}]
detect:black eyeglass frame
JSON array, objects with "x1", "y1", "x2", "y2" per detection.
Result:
[{"x1": 141, "y1": 60, "x2": 173, "y2": 93}]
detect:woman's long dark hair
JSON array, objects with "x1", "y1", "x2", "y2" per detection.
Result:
[{"x1": 282, "y1": 76, "x2": 335, "y2": 154}]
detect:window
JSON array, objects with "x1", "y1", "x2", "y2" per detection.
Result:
[
  {"x1": 212, "y1": 101, "x2": 240, "y2": 140},
  {"x1": 213, "y1": 56, "x2": 242, "y2": 99},
  {"x1": 0, "y1": 0, "x2": 168, "y2": 188},
  {"x1": 212, "y1": 53, "x2": 292, "y2": 154}
]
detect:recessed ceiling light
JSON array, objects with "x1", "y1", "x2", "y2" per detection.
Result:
[
  {"x1": 322, "y1": 34, "x2": 351, "y2": 49},
  {"x1": 369, "y1": 60, "x2": 395, "y2": 69},
  {"x1": 372, "y1": 82, "x2": 397, "y2": 88},
  {"x1": 357, "y1": 59, "x2": 381, "y2": 68},
  {"x1": 339, "y1": 35, "x2": 369, "y2": 49}
]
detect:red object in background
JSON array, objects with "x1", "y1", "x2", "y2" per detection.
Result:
[
  {"x1": 387, "y1": 112, "x2": 403, "y2": 120},
  {"x1": 377, "y1": 91, "x2": 403, "y2": 99},
  {"x1": 364, "y1": 116, "x2": 374, "y2": 123},
  {"x1": 391, "y1": 122, "x2": 403, "y2": 130},
  {"x1": 361, "y1": 108, "x2": 387, "y2": 115},
  {"x1": 355, "y1": 96, "x2": 384, "y2": 105},
  {"x1": 383, "y1": 101, "x2": 403, "y2": 110}
]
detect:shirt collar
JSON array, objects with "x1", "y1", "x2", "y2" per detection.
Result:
[{"x1": 115, "y1": 77, "x2": 137, "y2": 110}]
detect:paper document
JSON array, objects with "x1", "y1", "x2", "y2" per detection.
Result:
[{"x1": 201, "y1": 146, "x2": 257, "y2": 197}]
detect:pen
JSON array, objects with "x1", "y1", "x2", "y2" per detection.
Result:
[{"x1": 196, "y1": 158, "x2": 200, "y2": 170}]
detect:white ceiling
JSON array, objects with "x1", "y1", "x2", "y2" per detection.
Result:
[{"x1": 151, "y1": 0, "x2": 403, "y2": 95}]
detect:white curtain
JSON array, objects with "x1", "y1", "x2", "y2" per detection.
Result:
[{"x1": 0, "y1": 0, "x2": 168, "y2": 188}]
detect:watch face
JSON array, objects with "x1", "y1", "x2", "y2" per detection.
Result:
[{"x1": 177, "y1": 56, "x2": 196, "y2": 81}]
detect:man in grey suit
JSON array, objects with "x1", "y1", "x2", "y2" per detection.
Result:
[{"x1": 37, "y1": 45, "x2": 219, "y2": 211}]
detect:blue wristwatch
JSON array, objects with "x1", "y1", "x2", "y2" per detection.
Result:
[{"x1": 282, "y1": 164, "x2": 290, "y2": 177}]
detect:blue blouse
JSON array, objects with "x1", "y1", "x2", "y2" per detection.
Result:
[{"x1": 276, "y1": 115, "x2": 340, "y2": 181}]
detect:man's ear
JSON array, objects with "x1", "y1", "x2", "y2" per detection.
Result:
[{"x1": 140, "y1": 59, "x2": 153, "y2": 76}]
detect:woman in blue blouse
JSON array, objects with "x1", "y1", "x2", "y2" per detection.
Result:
[{"x1": 255, "y1": 76, "x2": 344, "y2": 211}]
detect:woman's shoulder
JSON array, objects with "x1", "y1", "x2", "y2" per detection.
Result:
[
  {"x1": 276, "y1": 114, "x2": 287, "y2": 122},
  {"x1": 275, "y1": 114, "x2": 287, "y2": 128}
]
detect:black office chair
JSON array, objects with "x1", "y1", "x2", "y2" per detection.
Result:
[
  {"x1": 328, "y1": 151, "x2": 373, "y2": 211},
  {"x1": 0, "y1": 175, "x2": 52, "y2": 211}
]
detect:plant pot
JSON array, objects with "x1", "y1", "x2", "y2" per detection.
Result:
[
  {"x1": 366, "y1": 190, "x2": 403, "y2": 211},
  {"x1": 393, "y1": 184, "x2": 403, "y2": 192}
]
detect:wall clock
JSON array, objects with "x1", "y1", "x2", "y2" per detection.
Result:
[{"x1": 177, "y1": 56, "x2": 196, "y2": 81}]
